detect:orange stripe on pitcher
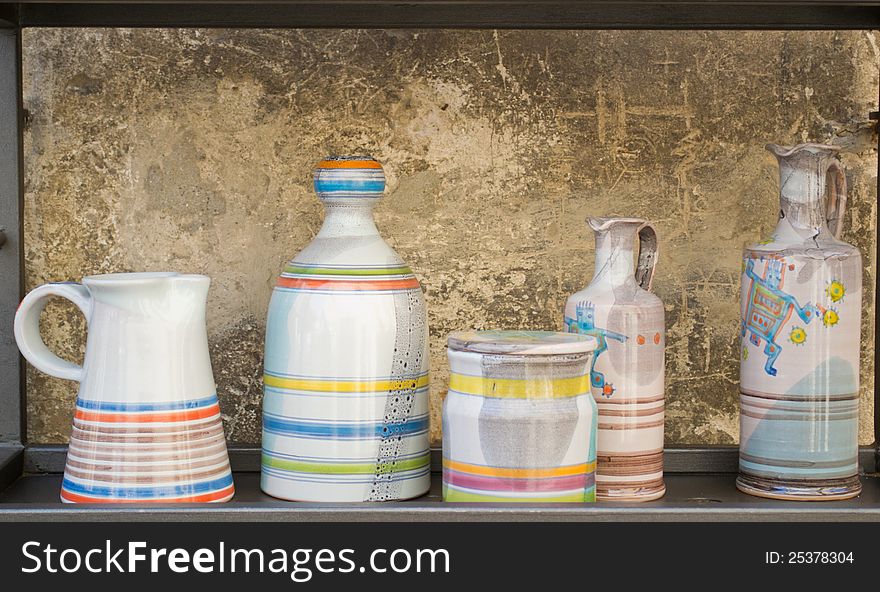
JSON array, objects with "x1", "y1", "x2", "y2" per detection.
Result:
[{"x1": 74, "y1": 403, "x2": 221, "y2": 424}]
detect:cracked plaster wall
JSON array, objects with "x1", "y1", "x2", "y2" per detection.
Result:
[{"x1": 21, "y1": 29, "x2": 878, "y2": 446}]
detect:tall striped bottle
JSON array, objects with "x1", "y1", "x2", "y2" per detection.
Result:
[{"x1": 261, "y1": 156, "x2": 430, "y2": 502}]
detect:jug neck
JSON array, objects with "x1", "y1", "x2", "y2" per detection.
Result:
[
  {"x1": 316, "y1": 200, "x2": 381, "y2": 238},
  {"x1": 590, "y1": 218, "x2": 641, "y2": 286},
  {"x1": 769, "y1": 143, "x2": 836, "y2": 233}
]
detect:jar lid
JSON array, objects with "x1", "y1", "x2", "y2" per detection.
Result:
[{"x1": 447, "y1": 330, "x2": 597, "y2": 355}]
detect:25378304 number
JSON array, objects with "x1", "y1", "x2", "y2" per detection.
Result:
[{"x1": 787, "y1": 552, "x2": 854, "y2": 564}]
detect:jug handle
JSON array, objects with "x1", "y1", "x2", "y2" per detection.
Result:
[
  {"x1": 825, "y1": 159, "x2": 847, "y2": 239},
  {"x1": 13, "y1": 283, "x2": 92, "y2": 382},
  {"x1": 635, "y1": 222, "x2": 659, "y2": 292}
]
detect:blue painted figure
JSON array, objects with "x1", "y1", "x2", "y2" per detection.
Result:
[
  {"x1": 564, "y1": 301, "x2": 627, "y2": 397},
  {"x1": 742, "y1": 257, "x2": 825, "y2": 376}
]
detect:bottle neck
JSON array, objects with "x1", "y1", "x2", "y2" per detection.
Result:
[
  {"x1": 592, "y1": 227, "x2": 637, "y2": 286},
  {"x1": 776, "y1": 154, "x2": 830, "y2": 232},
  {"x1": 317, "y1": 199, "x2": 380, "y2": 238}
]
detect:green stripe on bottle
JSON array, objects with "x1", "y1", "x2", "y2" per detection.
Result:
[
  {"x1": 284, "y1": 265, "x2": 413, "y2": 276},
  {"x1": 262, "y1": 452, "x2": 430, "y2": 474}
]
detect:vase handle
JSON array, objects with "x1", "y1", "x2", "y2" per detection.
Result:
[
  {"x1": 825, "y1": 159, "x2": 847, "y2": 239},
  {"x1": 635, "y1": 222, "x2": 659, "y2": 292}
]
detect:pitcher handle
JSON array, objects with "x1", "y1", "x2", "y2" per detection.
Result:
[
  {"x1": 635, "y1": 222, "x2": 659, "y2": 292},
  {"x1": 825, "y1": 159, "x2": 847, "y2": 239},
  {"x1": 13, "y1": 282, "x2": 92, "y2": 382}
]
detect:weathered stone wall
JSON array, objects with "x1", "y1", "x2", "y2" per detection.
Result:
[{"x1": 22, "y1": 29, "x2": 877, "y2": 445}]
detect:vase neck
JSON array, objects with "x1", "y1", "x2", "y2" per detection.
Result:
[
  {"x1": 317, "y1": 200, "x2": 380, "y2": 238},
  {"x1": 591, "y1": 219, "x2": 640, "y2": 286},
  {"x1": 770, "y1": 143, "x2": 836, "y2": 235}
]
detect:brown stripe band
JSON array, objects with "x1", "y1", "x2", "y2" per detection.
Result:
[
  {"x1": 597, "y1": 477, "x2": 665, "y2": 490},
  {"x1": 71, "y1": 423, "x2": 225, "y2": 444},
  {"x1": 597, "y1": 451, "x2": 664, "y2": 476},
  {"x1": 740, "y1": 398, "x2": 858, "y2": 413},
  {"x1": 598, "y1": 408, "x2": 665, "y2": 418},
  {"x1": 72, "y1": 419, "x2": 224, "y2": 436},
  {"x1": 68, "y1": 436, "x2": 227, "y2": 457},
  {"x1": 66, "y1": 453, "x2": 229, "y2": 474},
  {"x1": 64, "y1": 463, "x2": 231, "y2": 485},
  {"x1": 596, "y1": 394, "x2": 665, "y2": 405},
  {"x1": 740, "y1": 388, "x2": 858, "y2": 402},
  {"x1": 598, "y1": 419, "x2": 665, "y2": 430},
  {"x1": 740, "y1": 409, "x2": 859, "y2": 422}
]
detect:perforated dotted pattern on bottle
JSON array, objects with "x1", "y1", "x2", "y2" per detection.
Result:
[{"x1": 368, "y1": 288, "x2": 427, "y2": 501}]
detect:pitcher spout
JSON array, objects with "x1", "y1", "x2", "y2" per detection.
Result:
[
  {"x1": 82, "y1": 272, "x2": 209, "y2": 321},
  {"x1": 588, "y1": 216, "x2": 646, "y2": 234},
  {"x1": 765, "y1": 142, "x2": 839, "y2": 160}
]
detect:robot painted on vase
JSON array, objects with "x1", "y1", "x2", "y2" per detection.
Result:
[
  {"x1": 741, "y1": 256, "x2": 835, "y2": 377},
  {"x1": 564, "y1": 301, "x2": 626, "y2": 398}
]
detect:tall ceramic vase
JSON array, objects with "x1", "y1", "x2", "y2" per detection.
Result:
[
  {"x1": 261, "y1": 156, "x2": 430, "y2": 502},
  {"x1": 563, "y1": 217, "x2": 666, "y2": 501},
  {"x1": 738, "y1": 143, "x2": 861, "y2": 501}
]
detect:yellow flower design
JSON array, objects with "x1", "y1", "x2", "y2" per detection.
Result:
[
  {"x1": 823, "y1": 308, "x2": 840, "y2": 327},
  {"x1": 826, "y1": 280, "x2": 846, "y2": 303},
  {"x1": 789, "y1": 326, "x2": 807, "y2": 345},
  {"x1": 742, "y1": 347, "x2": 748, "y2": 360}
]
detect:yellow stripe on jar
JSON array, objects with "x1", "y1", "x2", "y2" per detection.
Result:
[{"x1": 447, "y1": 372, "x2": 590, "y2": 399}]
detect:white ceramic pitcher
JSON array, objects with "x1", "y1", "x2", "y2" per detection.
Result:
[{"x1": 14, "y1": 272, "x2": 234, "y2": 503}]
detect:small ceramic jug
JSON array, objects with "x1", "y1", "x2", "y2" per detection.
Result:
[
  {"x1": 14, "y1": 272, "x2": 234, "y2": 503},
  {"x1": 738, "y1": 143, "x2": 861, "y2": 501},
  {"x1": 563, "y1": 217, "x2": 666, "y2": 501},
  {"x1": 261, "y1": 156, "x2": 430, "y2": 502},
  {"x1": 442, "y1": 330, "x2": 598, "y2": 502}
]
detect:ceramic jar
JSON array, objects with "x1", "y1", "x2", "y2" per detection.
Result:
[
  {"x1": 563, "y1": 217, "x2": 666, "y2": 501},
  {"x1": 13, "y1": 272, "x2": 234, "y2": 503},
  {"x1": 261, "y1": 156, "x2": 430, "y2": 502},
  {"x1": 442, "y1": 330, "x2": 598, "y2": 502},
  {"x1": 738, "y1": 143, "x2": 861, "y2": 501}
]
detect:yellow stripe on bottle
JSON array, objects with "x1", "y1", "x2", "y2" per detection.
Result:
[
  {"x1": 442, "y1": 458, "x2": 595, "y2": 478},
  {"x1": 263, "y1": 374, "x2": 429, "y2": 393},
  {"x1": 447, "y1": 372, "x2": 590, "y2": 399}
]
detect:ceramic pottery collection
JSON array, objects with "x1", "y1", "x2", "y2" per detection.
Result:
[
  {"x1": 12, "y1": 143, "x2": 866, "y2": 505},
  {"x1": 564, "y1": 218, "x2": 666, "y2": 501},
  {"x1": 13, "y1": 273, "x2": 234, "y2": 503},
  {"x1": 442, "y1": 331, "x2": 599, "y2": 502},
  {"x1": 260, "y1": 157, "x2": 431, "y2": 502},
  {"x1": 737, "y1": 144, "x2": 862, "y2": 501}
]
